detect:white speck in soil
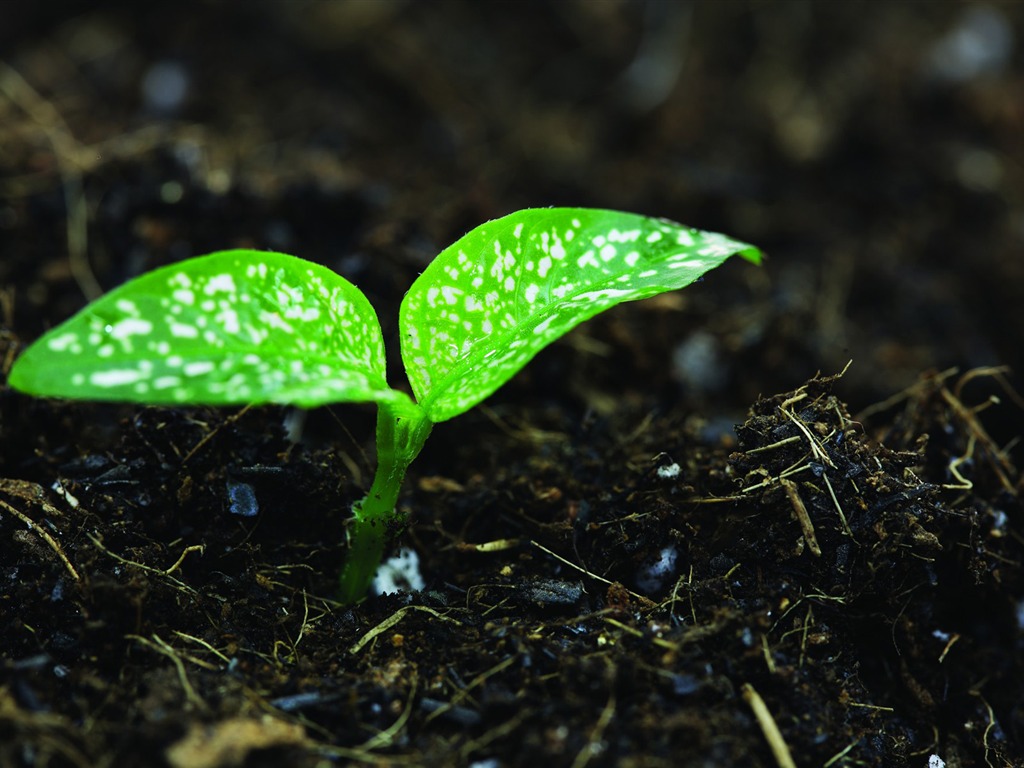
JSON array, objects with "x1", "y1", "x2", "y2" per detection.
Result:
[
  {"x1": 226, "y1": 480, "x2": 259, "y2": 517},
  {"x1": 373, "y1": 547, "x2": 425, "y2": 595},
  {"x1": 635, "y1": 545, "x2": 679, "y2": 594},
  {"x1": 656, "y1": 462, "x2": 681, "y2": 479}
]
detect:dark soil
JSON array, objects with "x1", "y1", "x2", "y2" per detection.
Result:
[{"x1": 2, "y1": 3, "x2": 1024, "y2": 767}]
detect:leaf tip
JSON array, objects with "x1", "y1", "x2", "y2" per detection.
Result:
[{"x1": 738, "y1": 245, "x2": 763, "y2": 266}]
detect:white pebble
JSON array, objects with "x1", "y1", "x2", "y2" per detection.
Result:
[
  {"x1": 636, "y1": 545, "x2": 679, "y2": 593},
  {"x1": 373, "y1": 547, "x2": 425, "y2": 595}
]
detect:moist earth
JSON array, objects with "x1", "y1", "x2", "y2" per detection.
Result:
[{"x1": 1, "y1": 3, "x2": 1023, "y2": 767}]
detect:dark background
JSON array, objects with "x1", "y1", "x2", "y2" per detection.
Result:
[
  {"x1": 2, "y1": 3, "x2": 1024, "y2": 767},
  {"x1": 3, "y1": 1, "x2": 1021, "y2": 422}
]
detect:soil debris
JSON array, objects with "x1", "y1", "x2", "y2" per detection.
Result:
[{"x1": 3, "y1": 3, "x2": 1024, "y2": 766}]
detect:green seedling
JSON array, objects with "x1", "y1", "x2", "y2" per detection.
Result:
[{"x1": 9, "y1": 208, "x2": 760, "y2": 601}]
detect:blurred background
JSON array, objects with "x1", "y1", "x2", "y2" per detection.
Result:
[
  {"x1": 1, "y1": 0, "x2": 1022, "y2": 428},
  {"x1": 2, "y1": 5, "x2": 1024, "y2": 765}
]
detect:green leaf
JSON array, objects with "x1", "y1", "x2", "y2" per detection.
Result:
[
  {"x1": 9, "y1": 250, "x2": 402, "y2": 408},
  {"x1": 400, "y1": 208, "x2": 760, "y2": 422}
]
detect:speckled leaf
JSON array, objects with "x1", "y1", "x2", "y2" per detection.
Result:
[
  {"x1": 400, "y1": 208, "x2": 761, "y2": 422},
  {"x1": 9, "y1": 250, "x2": 403, "y2": 408}
]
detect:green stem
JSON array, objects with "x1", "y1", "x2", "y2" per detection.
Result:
[{"x1": 337, "y1": 398, "x2": 433, "y2": 603}]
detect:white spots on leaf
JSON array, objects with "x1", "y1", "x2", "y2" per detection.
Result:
[
  {"x1": 46, "y1": 332, "x2": 79, "y2": 352},
  {"x1": 169, "y1": 322, "x2": 199, "y2": 339},
  {"x1": 608, "y1": 228, "x2": 641, "y2": 243},
  {"x1": 244, "y1": 262, "x2": 269, "y2": 280},
  {"x1": 203, "y1": 273, "x2": 236, "y2": 294},
  {"x1": 400, "y1": 209, "x2": 756, "y2": 421},
  {"x1": 184, "y1": 361, "x2": 214, "y2": 376},
  {"x1": 115, "y1": 299, "x2": 139, "y2": 315},
  {"x1": 699, "y1": 244, "x2": 731, "y2": 258},
  {"x1": 44, "y1": 243, "x2": 395, "y2": 405},
  {"x1": 551, "y1": 282, "x2": 576, "y2": 300},
  {"x1": 575, "y1": 286, "x2": 635, "y2": 302},
  {"x1": 202, "y1": 329, "x2": 225, "y2": 347},
  {"x1": 533, "y1": 314, "x2": 558, "y2": 335},
  {"x1": 172, "y1": 288, "x2": 195, "y2": 305},
  {"x1": 168, "y1": 272, "x2": 192, "y2": 288},
  {"x1": 259, "y1": 311, "x2": 295, "y2": 335},
  {"x1": 153, "y1": 375, "x2": 181, "y2": 390},
  {"x1": 282, "y1": 304, "x2": 320, "y2": 322},
  {"x1": 109, "y1": 318, "x2": 153, "y2": 340},
  {"x1": 667, "y1": 258, "x2": 706, "y2": 269},
  {"x1": 90, "y1": 369, "x2": 145, "y2": 387},
  {"x1": 274, "y1": 282, "x2": 303, "y2": 308},
  {"x1": 440, "y1": 286, "x2": 461, "y2": 305}
]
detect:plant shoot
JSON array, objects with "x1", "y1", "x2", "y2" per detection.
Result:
[{"x1": 8, "y1": 208, "x2": 761, "y2": 601}]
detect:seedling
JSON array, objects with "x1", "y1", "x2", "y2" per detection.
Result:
[{"x1": 9, "y1": 208, "x2": 760, "y2": 601}]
